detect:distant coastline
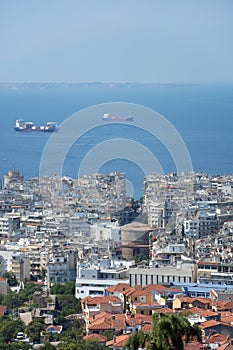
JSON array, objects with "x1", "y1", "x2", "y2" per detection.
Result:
[
  {"x1": 0, "y1": 81, "x2": 208, "y2": 90},
  {"x1": 0, "y1": 83, "x2": 232, "y2": 198}
]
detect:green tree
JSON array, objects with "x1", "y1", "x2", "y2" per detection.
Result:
[
  {"x1": 1, "y1": 292, "x2": 18, "y2": 309},
  {"x1": 50, "y1": 282, "x2": 75, "y2": 295},
  {"x1": 26, "y1": 319, "x2": 44, "y2": 343},
  {"x1": 0, "y1": 317, "x2": 25, "y2": 343},
  {"x1": 56, "y1": 294, "x2": 81, "y2": 317},
  {"x1": 2, "y1": 272, "x2": 18, "y2": 286},
  {"x1": 123, "y1": 330, "x2": 146, "y2": 350},
  {"x1": 7, "y1": 343, "x2": 32, "y2": 349},
  {"x1": 147, "y1": 313, "x2": 202, "y2": 350},
  {"x1": 41, "y1": 344, "x2": 56, "y2": 350},
  {"x1": 59, "y1": 338, "x2": 108, "y2": 350},
  {"x1": 18, "y1": 283, "x2": 43, "y2": 304},
  {"x1": 1, "y1": 283, "x2": 43, "y2": 310},
  {"x1": 103, "y1": 330, "x2": 114, "y2": 341}
]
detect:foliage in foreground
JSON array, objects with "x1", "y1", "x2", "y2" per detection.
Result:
[
  {"x1": 148, "y1": 313, "x2": 202, "y2": 350},
  {"x1": 0, "y1": 283, "x2": 42, "y2": 309},
  {"x1": 50, "y1": 282, "x2": 82, "y2": 321},
  {"x1": 123, "y1": 313, "x2": 202, "y2": 350},
  {"x1": 123, "y1": 330, "x2": 146, "y2": 350},
  {"x1": 59, "y1": 339, "x2": 109, "y2": 350}
]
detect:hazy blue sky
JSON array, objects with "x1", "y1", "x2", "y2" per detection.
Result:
[{"x1": 1, "y1": 0, "x2": 233, "y2": 83}]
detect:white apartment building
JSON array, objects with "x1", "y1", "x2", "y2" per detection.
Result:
[
  {"x1": 0, "y1": 215, "x2": 20, "y2": 237},
  {"x1": 47, "y1": 250, "x2": 77, "y2": 286},
  {"x1": 90, "y1": 219, "x2": 121, "y2": 247},
  {"x1": 75, "y1": 259, "x2": 129, "y2": 299}
]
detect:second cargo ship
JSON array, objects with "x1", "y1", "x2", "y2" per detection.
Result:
[{"x1": 101, "y1": 113, "x2": 134, "y2": 122}]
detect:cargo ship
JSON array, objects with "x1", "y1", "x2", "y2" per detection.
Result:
[
  {"x1": 101, "y1": 113, "x2": 134, "y2": 122},
  {"x1": 14, "y1": 119, "x2": 58, "y2": 132}
]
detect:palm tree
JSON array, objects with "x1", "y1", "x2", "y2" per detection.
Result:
[
  {"x1": 123, "y1": 329, "x2": 147, "y2": 350},
  {"x1": 147, "y1": 313, "x2": 202, "y2": 350}
]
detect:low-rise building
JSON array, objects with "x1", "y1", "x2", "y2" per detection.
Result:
[
  {"x1": 129, "y1": 262, "x2": 196, "y2": 287},
  {"x1": 197, "y1": 261, "x2": 233, "y2": 285},
  {"x1": 81, "y1": 295, "x2": 123, "y2": 320}
]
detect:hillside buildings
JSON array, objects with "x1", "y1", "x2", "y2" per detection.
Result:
[{"x1": 0, "y1": 169, "x2": 233, "y2": 296}]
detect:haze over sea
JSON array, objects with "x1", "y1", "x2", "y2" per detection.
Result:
[{"x1": 0, "y1": 83, "x2": 232, "y2": 198}]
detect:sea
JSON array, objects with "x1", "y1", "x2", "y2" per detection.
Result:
[{"x1": 0, "y1": 83, "x2": 232, "y2": 199}]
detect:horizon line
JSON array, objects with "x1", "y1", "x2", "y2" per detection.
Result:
[{"x1": 1, "y1": 81, "x2": 233, "y2": 85}]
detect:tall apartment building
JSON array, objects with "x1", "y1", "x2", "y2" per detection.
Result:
[
  {"x1": 47, "y1": 250, "x2": 77, "y2": 286},
  {"x1": 0, "y1": 215, "x2": 20, "y2": 237},
  {"x1": 10, "y1": 254, "x2": 30, "y2": 282}
]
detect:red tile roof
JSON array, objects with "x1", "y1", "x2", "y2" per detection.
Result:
[
  {"x1": 88, "y1": 312, "x2": 152, "y2": 332},
  {"x1": 0, "y1": 278, "x2": 7, "y2": 282},
  {"x1": 90, "y1": 311, "x2": 112, "y2": 322},
  {"x1": 185, "y1": 332, "x2": 230, "y2": 350},
  {"x1": 141, "y1": 322, "x2": 153, "y2": 333},
  {"x1": 82, "y1": 295, "x2": 122, "y2": 305},
  {"x1": 199, "y1": 319, "x2": 221, "y2": 329},
  {"x1": 126, "y1": 284, "x2": 180, "y2": 297},
  {"x1": 188, "y1": 307, "x2": 203, "y2": 314},
  {"x1": 188, "y1": 307, "x2": 219, "y2": 318},
  {"x1": 153, "y1": 307, "x2": 174, "y2": 314},
  {"x1": 218, "y1": 345, "x2": 230, "y2": 350},
  {"x1": 106, "y1": 283, "x2": 133, "y2": 294},
  {"x1": 215, "y1": 301, "x2": 233, "y2": 311},
  {"x1": 193, "y1": 297, "x2": 212, "y2": 304},
  {"x1": 133, "y1": 302, "x2": 160, "y2": 309},
  {"x1": 220, "y1": 313, "x2": 233, "y2": 325},
  {"x1": 206, "y1": 333, "x2": 229, "y2": 344},
  {"x1": 179, "y1": 296, "x2": 212, "y2": 305},
  {"x1": 106, "y1": 333, "x2": 131, "y2": 347},
  {"x1": 180, "y1": 296, "x2": 196, "y2": 304},
  {"x1": 184, "y1": 342, "x2": 202, "y2": 350},
  {"x1": 83, "y1": 333, "x2": 107, "y2": 342}
]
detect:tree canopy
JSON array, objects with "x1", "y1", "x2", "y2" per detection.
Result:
[
  {"x1": 148, "y1": 313, "x2": 202, "y2": 350},
  {"x1": 26, "y1": 319, "x2": 44, "y2": 343},
  {"x1": 2, "y1": 272, "x2": 18, "y2": 287},
  {"x1": 123, "y1": 330, "x2": 146, "y2": 350},
  {"x1": 50, "y1": 282, "x2": 75, "y2": 295},
  {"x1": 0, "y1": 316, "x2": 25, "y2": 343}
]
